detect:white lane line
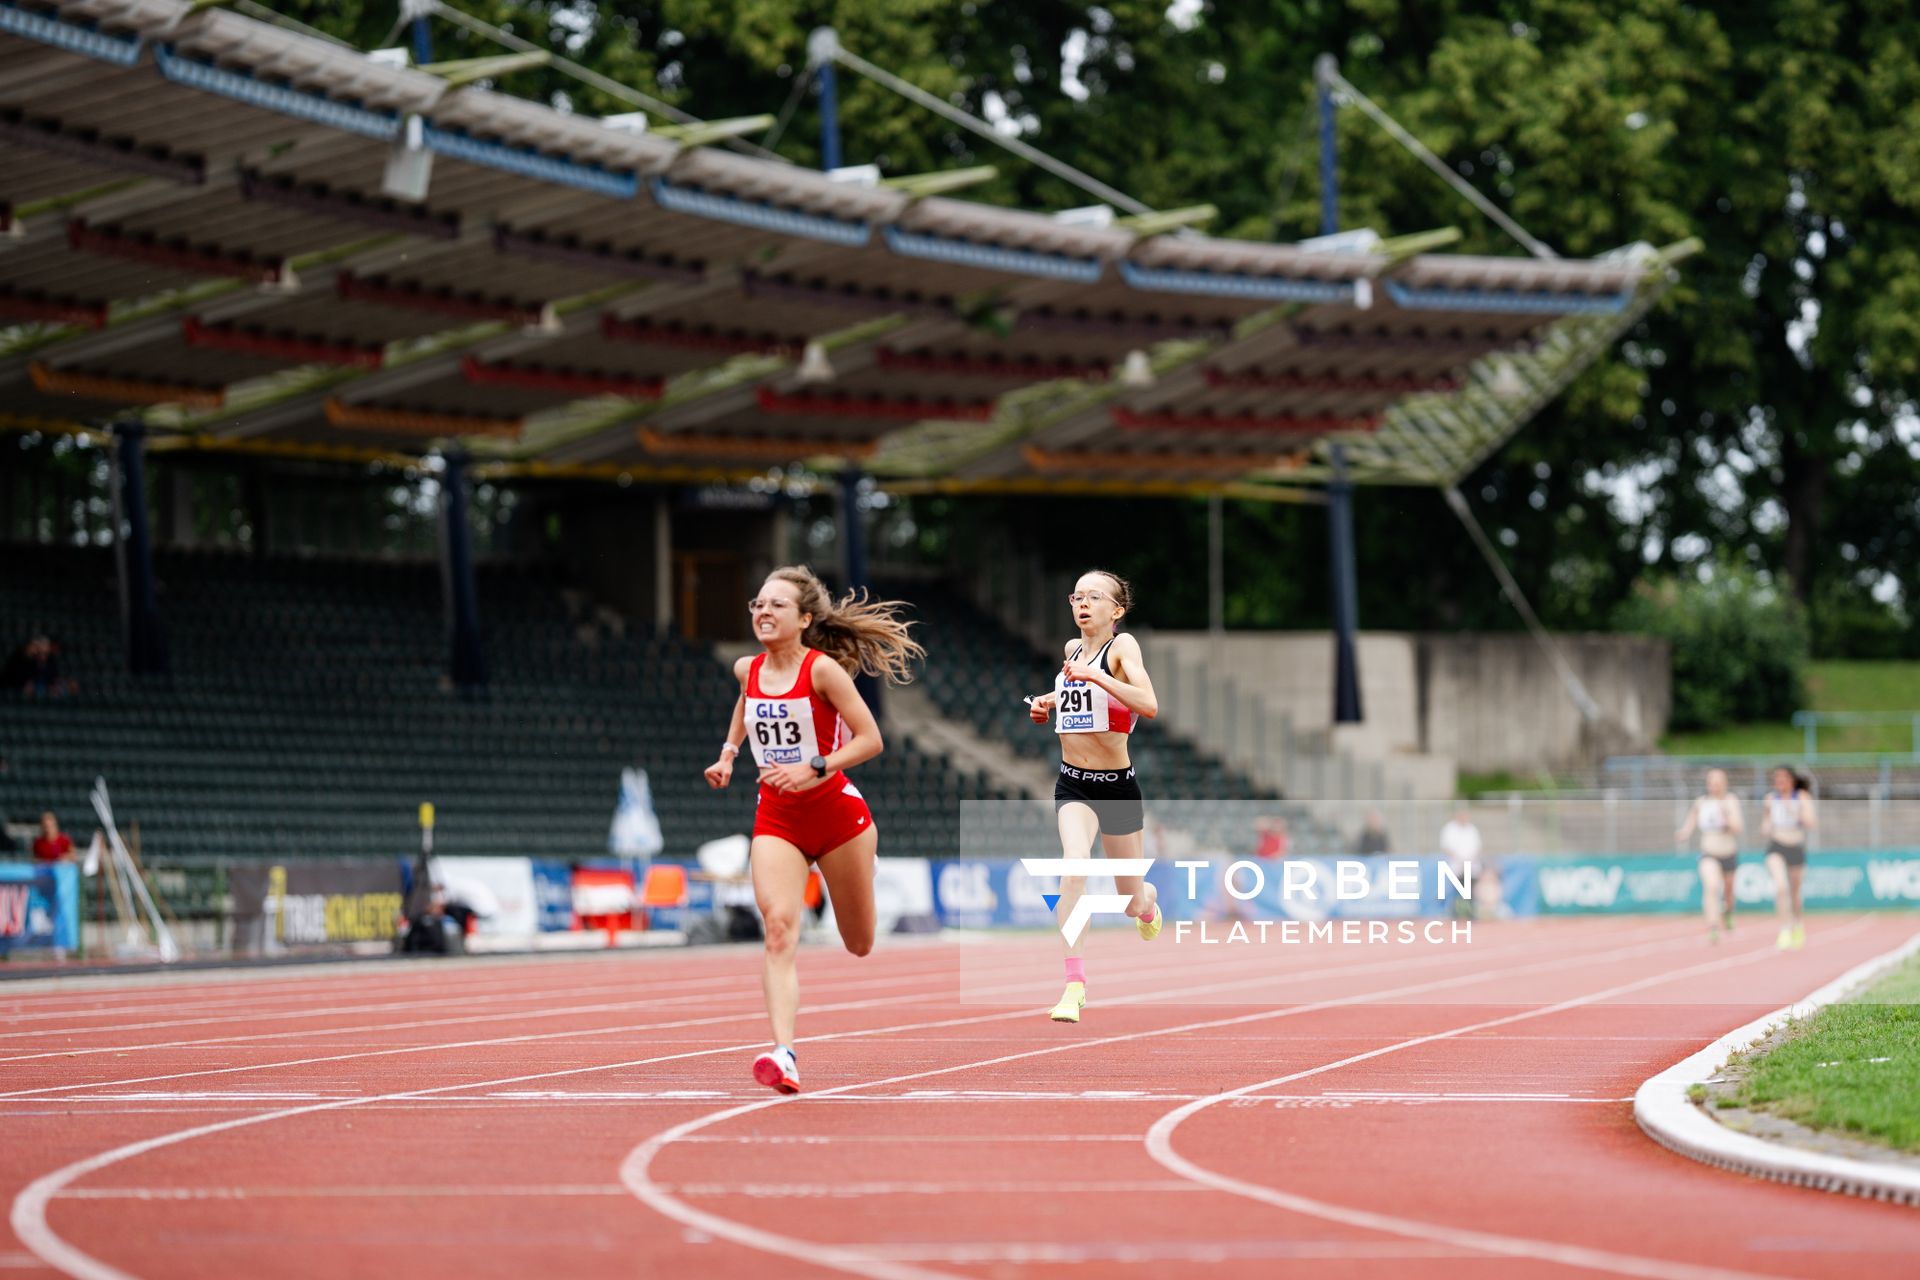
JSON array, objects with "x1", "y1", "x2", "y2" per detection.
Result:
[
  {"x1": 0, "y1": 947, "x2": 1071, "y2": 1099},
  {"x1": 0, "y1": 956, "x2": 749, "y2": 1023},
  {"x1": 1141, "y1": 915, "x2": 1883, "y2": 1280},
  {"x1": 53, "y1": 1180, "x2": 1203, "y2": 1202},
  {"x1": 671, "y1": 1181, "x2": 1203, "y2": 1198},
  {"x1": 1253, "y1": 1093, "x2": 1633, "y2": 1105},
  {"x1": 12, "y1": 921, "x2": 1676, "y2": 1280},
  {"x1": 617, "y1": 921, "x2": 1712, "y2": 1280},
  {"x1": 677, "y1": 1134, "x2": 1143, "y2": 1144},
  {"x1": 0, "y1": 915, "x2": 1577, "y2": 1100},
  {"x1": 57, "y1": 1093, "x2": 357, "y2": 1102},
  {"x1": 0, "y1": 939, "x2": 908, "y2": 1001},
  {"x1": 853, "y1": 1240, "x2": 1472, "y2": 1264},
  {"x1": 0, "y1": 952, "x2": 988, "y2": 1049},
  {"x1": 0, "y1": 954, "x2": 1002, "y2": 1064},
  {"x1": 57, "y1": 1186, "x2": 628, "y2": 1201}
]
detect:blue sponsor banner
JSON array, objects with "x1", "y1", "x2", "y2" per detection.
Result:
[
  {"x1": 1500, "y1": 850, "x2": 1920, "y2": 916},
  {"x1": 932, "y1": 858, "x2": 1057, "y2": 929},
  {"x1": 0, "y1": 862, "x2": 79, "y2": 951},
  {"x1": 531, "y1": 860, "x2": 575, "y2": 932},
  {"x1": 929, "y1": 856, "x2": 1454, "y2": 928}
]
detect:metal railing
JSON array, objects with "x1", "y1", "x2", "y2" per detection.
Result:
[
  {"x1": 1294, "y1": 792, "x2": 1916, "y2": 858},
  {"x1": 1791, "y1": 710, "x2": 1920, "y2": 758},
  {"x1": 1603, "y1": 754, "x2": 1918, "y2": 799}
]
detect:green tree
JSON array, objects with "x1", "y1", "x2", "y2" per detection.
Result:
[
  {"x1": 1614, "y1": 561, "x2": 1809, "y2": 730},
  {"x1": 252, "y1": 3, "x2": 1920, "y2": 652}
]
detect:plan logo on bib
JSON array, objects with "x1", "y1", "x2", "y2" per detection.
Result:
[{"x1": 1018, "y1": 859, "x2": 1154, "y2": 944}]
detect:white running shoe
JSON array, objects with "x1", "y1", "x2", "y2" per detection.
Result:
[{"x1": 752, "y1": 1045, "x2": 800, "y2": 1094}]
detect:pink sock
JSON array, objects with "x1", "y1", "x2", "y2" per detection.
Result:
[
  {"x1": 1138, "y1": 904, "x2": 1157, "y2": 924},
  {"x1": 1064, "y1": 957, "x2": 1086, "y2": 984}
]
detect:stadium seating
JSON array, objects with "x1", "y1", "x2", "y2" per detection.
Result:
[
  {"x1": 1, "y1": 545, "x2": 1005, "y2": 868},
  {"x1": 877, "y1": 578, "x2": 1343, "y2": 856}
]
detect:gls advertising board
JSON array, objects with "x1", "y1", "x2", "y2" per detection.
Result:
[{"x1": 929, "y1": 857, "x2": 1456, "y2": 928}]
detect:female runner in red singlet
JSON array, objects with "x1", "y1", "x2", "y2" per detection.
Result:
[
  {"x1": 704, "y1": 565, "x2": 922, "y2": 1094},
  {"x1": 1024, "y1": 569, "x2": 1161, "y2": 1024}
]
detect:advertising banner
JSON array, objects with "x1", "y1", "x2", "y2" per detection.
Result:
[
  {"x1": 1500, "y1": 850, "x2": 1920, "y2": 916},
  {"x1": 532, "y1": 860, "x2": 575, "y2": 932},
  {"x1": 229, "y1": 860, "x2": 402, "y2": 953},
  {"x1": 0, "y1": 862, "x2": 79, "y2": 951},
  {"x1": 641, "y1": 861, "x2": 715, "y2": 932},
  {"x1": 871, "y1": 857, "x2": 936, "y2": 932},
  {"x1": 929, "y1": 855, "x2": 1457, "y2": 929},
  {"x1": 931, "y1": 858, "x2": 1122, "y2": 930},
  {"x1": 432, "y1": 856, "x2": 538, "y2": 937}
]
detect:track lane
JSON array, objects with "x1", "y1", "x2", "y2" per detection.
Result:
[{"x1": 6, "y1": 918, "x2": 1915, "y2": 1279}]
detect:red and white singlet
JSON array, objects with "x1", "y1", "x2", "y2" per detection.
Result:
[
  {"x1": 745, "y1": 648, "x2": 872, "y2": 859},
  {"x1": 745, "y1": 648, "x2": 849, "y2": 778},
  {"x1": 1053, "y1": 635, "x2": 1137, "y2": 735}
]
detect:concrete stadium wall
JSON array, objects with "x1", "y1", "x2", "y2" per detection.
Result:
[
  {"x1": 1149, "y1": 631, "x2": 1670, "y2": 773},
  {"x1": 1419, "y1": 633, "x2": 1670, "y2": 774}
]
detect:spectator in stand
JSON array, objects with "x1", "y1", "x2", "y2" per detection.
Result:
[
  {"x1": 32, "y1": 812, "x2": 75, "y2": 863},
  {"x1": 1440, "y1": 807, "x2": 1500, "y2": 918},
  {"x1": 4, "y1": 635, "x2": 75, "y2": 699},
  {"x1": 1353, "y1": 810, "x2": 1391, "y2": 856},
  {"x1": 1253, "y1": 815, "x2": 1290, "y2": 860}
]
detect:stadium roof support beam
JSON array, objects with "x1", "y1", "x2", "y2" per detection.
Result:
[
  {"x1": 655, "y1": 115, "x2": 777, "y2": 147},
  {"x1": 1117, "y1": 205, "x2": 1218, "y2": 236},
  {"x1": 880, "y1": 166, "x2": 998, "y2": 199},
  {"x1": 418, "y1": 51, "x2": 552, "y2": 88}
]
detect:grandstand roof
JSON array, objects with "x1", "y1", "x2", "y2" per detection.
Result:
[{"x1": 0, "y1": 0, "x2": 1692, "y2": 495}]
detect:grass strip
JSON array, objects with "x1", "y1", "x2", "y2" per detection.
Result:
[{"x1": 1722, "y1": 952, "x2": 1920, "y2": 1152}]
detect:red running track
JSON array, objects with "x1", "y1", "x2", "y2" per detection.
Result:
[{"x1": 2, "y1": 914, "x2": 1917, "y2": 1279}]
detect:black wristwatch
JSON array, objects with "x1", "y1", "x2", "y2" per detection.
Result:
[{"x1": 810, "y1": 754, "x2": 828, "y2": 778}]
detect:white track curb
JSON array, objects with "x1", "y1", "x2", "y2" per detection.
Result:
[{"x1": 1633, "y1": 931, "x2": 1920, "y2": 1205}]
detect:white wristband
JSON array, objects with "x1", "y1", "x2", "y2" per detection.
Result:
[{"x1": 720, "y1": 742, "x2": 740, "y2": 758}]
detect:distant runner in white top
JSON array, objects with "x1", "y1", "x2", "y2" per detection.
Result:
[
  {"x1": 1675, "y1": 768, "x2": 1744, "y2": 944},
  {"x1": 1758, "y1": 765, "x2": 1817, "y2": 951}
]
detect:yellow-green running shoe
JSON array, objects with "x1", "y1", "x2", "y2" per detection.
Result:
[
  {"x1": 1049, "y1": 981, "x2": 1087, "y2": 1023},
  {"x1": 1137, "y1": 905, "x2": 1163, "y2": 942},
  {"x1": 1790, "y1": 923, "x2": 1806, "y2": 950}
]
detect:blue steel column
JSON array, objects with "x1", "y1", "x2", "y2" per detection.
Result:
[
  {"x1": 440, "y1": 449, "x2": 487, "y2": 690},
  {"x1": 113, "y1": 423, "x2": 167, "y2": 676},
  {"x1": 410, "y1": 8, "x2": 433, "y2": 66},
  {"x1": 1315, "y1": 53, "x2": 1338, "y2": 236},
  {"x1": 1328, "y1": 445, "x2": 1363, "y2": 724},
  {"x1": 816, "y1": 53, "x2": 843, "y2": 169},
  {"x1": 1316, "y1": 53, "x2": 1360, "y2": 722}
]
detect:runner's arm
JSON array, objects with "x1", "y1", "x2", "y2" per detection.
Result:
[
  {"x1": 1085, "y1": 632, "x2": 1158, "y2": 719},
  {"x1": 814, "y1": 659, "x2": 884, "y2": 773}
]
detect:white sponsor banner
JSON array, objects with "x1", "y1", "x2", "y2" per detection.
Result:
[
  {"x1": 872, "y1": 857, "x2": 936, "y2": 933},
  {"x1": 434, "y1": 856, "x2": 539, "y2": 937}
]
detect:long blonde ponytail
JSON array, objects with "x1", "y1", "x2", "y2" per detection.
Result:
[{"x1": 767, "y1": 565, "x2": 924, "y2": 684}]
